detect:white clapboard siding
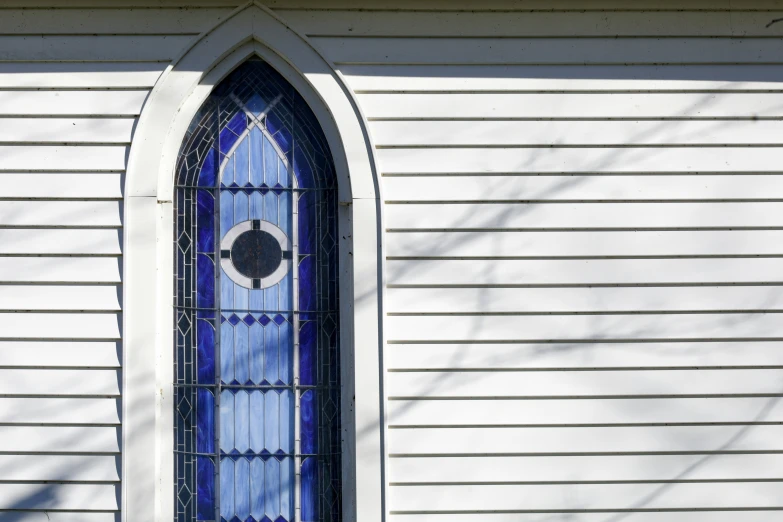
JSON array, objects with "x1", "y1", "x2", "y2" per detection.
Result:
[
  {"x1": 0, "y1": 455, "x2": 119, "y2": 482},
  {"x1": 0, "y1": 120, "x2": 134, "y2": 144},
  {"x1": 0, "y1": 201, "x2": 121, "y2": 227},
  {"x1": 0, "y1": 7, "x2": 230, "y2": 34},
  {"x1": 370, "y1": 121, "x2": 783, "y2": 146},
  {"x1": 0, "y1": 484, "x2": 118, "y2": 511},
  {"x1": 316, "y1": 37, "x2": 783, "y2": 65},
  {"x1": 0, "y1": 146, "x2": 127, "y2": 171},
  {"x1": 0, "y1": 341, "x2": 120, "y2": 367},
  {"x1": 0, "y1": 369, "x2": 119, "y2": 396},
  {"x1": 388, "y1": 341, "x2": 783, "y2": 370},
  {"x1": 391, "y1": 515, "x2": 783, "y2": 522},
  {"x1": 0, "y1": 514, "x2": 117, "y2": 522},
  {"x1": 386, "y1": 203, "x2": 783, "y2": 229},
  {"x1": 0, "y1": 35, "x2": 192, "y2": 61},
  {"x1": 0, "y1": 426, "x2": 119, "y2": 453},
  {"x1": 387, "y1": 259, "x2": 783, "y2": 285},
  {"x1": 343, "y1": 64, "x2": 783, "y2": 92},
  {"x1": 0, "y1": 173, "x2": 123, "y2": 199},
  {"x1": 389, "y1": 482, "x2": 783, "y2": 512},
  {"x1": 385, "y1": 231, "x2": 783, "y2": 257},
  {"x1": 0, "y1": 398, "x2": 119, "y2": 425},
  {"x1": 0, "y1": 313, "x2": 120, "y2": 340},
  {"x1": 0, "y1": 258, "x2": 121, "y2": 283},
  {"x1": 387, "y1": 397, "x2": 783, "y2": 426},
  {"x1": 0, "y1": 287, "x2": 120, "y2": 312},
  {"x1": 0, "y1": 230, "x2": 120, "y2": 255},
  {"x1": 390, "y1": 454, "x2": 783, "y2": 482},
  {"x1": 282, "y1": 11, "x2": 783, "y2": 37},
  {"x1": 387, "y1": 369, "x2": 783, "y2": 397},
  {"x1": 360, "y1": 92, "x2": 783, "y2": 119},
  {"x1": 0, "y1": 62, "x2": 163, "y2": 88},
  {"x1": 0, "y1": 91, "x2": 146, "y2": 116}
]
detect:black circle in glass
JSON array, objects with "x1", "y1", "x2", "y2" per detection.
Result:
[{"x1": 230, "y1": 230, "x2": 282, "y2": 279}]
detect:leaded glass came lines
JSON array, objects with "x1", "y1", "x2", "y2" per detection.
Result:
[{"x1": 174, "y1": 59, "x2": 341, "y2": 522}]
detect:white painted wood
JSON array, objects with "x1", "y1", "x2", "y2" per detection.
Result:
[
  {"x1": 0, "y1": 258, "x2": 121, "y2": 283},
  {"x1": 389, "y1": 425, "x2": 783, "y2": 454},
  {"x1": 360, "y1": 92, "x2": 783, "y2": 119},
  {"x1": 0, "y1": 201, "x2": 121, "y2": 227},
  {"x1": 0, "y1": 173, "x2": 123, "y2": 199},
  {"x1": 0, "y1": 454, "x2": 119, "y2": 482},
  {"x1": 387, "y1": 341, "x2": 783, "y2": 370},
  {"x1": 0, "y1": 146, "x2": 127, "y2": 171},
  {"x1": 0, "y1": 35, "x2": 192, "y2": 61},
  {"x1": 387, "y1": 369, "x2": 783, "y2": 397},
  {"x1": 0, "y1": 8, "x2": 230, "y2": 34},
  {"x1": 387, "y1": 397, "x2": 783, "y2": 426},
  {"x1": 0, "y1": 398, "x2": 119, "y2": 425},
  {"x1": 390, "y1": 454, "x2": 783, "y2": 482},
  {"x1": 386, "y1": 202, "x2": 783, "y2": 229},
  {"x1": 386, "y1": 230, "x2": 783, "y2": 257},
  {"x1": 0, "y1": 120, "x2": 134, "y2": 144},
  {"x1": 282, "y1": 10, "x2": 783, "y2": 37},
  {"x1": 370, "y1": 120, "x2": 783, "y2": 147},
  {"x1": 0, "y1": 515, "x2": 117, "y2": 522},
  {"x1": 0, "y1": 341, "x2": 120, "y2": 367},
  {"x1": 0, "y1": 287, "x2": 120, "y2": 312},
  {"x1": 380, "y1": 151, "x2": 783, "y2": 177},
  {"x1": 0, "y1": 369, "x2": 119, "y2": 396},
  {"x1": 0, "y1": 230, "x2": 120, "y2": 255},
  {"x1": 389, "y1": 482, "x2": 783, "y2": 512},
  {"x1": 344, "y1": 64, "x2": 783, "y2": 92},
  {"x1": 0, "y1": 62, "x2": 162, "y2": 88},
  {"x1": 316, "y1": 37, "x2": 783, "y2": 65},
  {"x1": 0, "y1": 426, "x2": 119, "y2": 453},
  {"x1": 0, "y1": 313, "x2": 120, "y2": 340},
  {"x1": 387, "y1": 258, "x2": 783, "y2": 285},
  {"x1": 390, "y1": 515, "x2": 783, "y2": 522},
  {"x1": 0, "y1": 483, "x2": 118, "y2": 511},
  {"x1": 0, "y1": 91, "x2": 146, "y2": 116}
]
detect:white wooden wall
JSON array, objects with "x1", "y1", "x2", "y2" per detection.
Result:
[{"x1": 1, "y1": 1, "x2": 783, "y2": 520}]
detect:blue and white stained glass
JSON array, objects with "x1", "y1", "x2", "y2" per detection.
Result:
[{"x1": 174, "y1": 59, "x2": 341, "y2": 522}]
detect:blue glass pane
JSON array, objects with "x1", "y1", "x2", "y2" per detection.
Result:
[
  {"x1": 250, "y1": 127, "x2": 264, "y2": 186},
  {"x1": 221, "y1": 320, "x2": 235, "y2": 384},
  {"x1": 263, "y1": 136, "x2": 277, "y2": 186},
  {"x1": 264, "y1": 456, "x2": 281, "y2": 520},
  {"x1": 250, "y1": 458, "x2": 265, "y2": 521},
  {"x1": 196, "y1": 320, "x2": 215, "y2": 384},
  {"x1": 196, "y1": 388, "x2": 215, "y2": 454},
  {"x1": 220, "y1": 458, "x2": 235, "y2": 520},
  {"x1": 198, "y1": 148, "x2": 218, "y2": 187},
  {"x1": 220, "y1": 112, "x2": 246, "y2": 155},
  {"x1": 196, "y1": 254, "x2": 215, "y2": 310},
  {"x1": 279, "y1": 390, "x2": 293, "y2": 453},
  {"x1": 235, "y1": 457, "x2": 251, "y2": 520},
  {"x1": 220, "y1": 389, "x2": 234, "y2": 453},
  {"x1": 280, "y1": 458, "x2": 293, "y2": 522},
  {"x1": 298, "y1": 256, "x2": 314, "y2": 312},
  {"x1": 234, "y1": 390, "x2": 250, "y2": 453},
  {"x1": 264, "y1": 322, "x2": 279, "y2": 385},
  {"x1": 196, "y1": 457, "x2": 215, "y2": 520},
  {"x1": 300, "y1": 389, "x2": 317, "y2": 455},
  {"x1": 196, "y1": 190, "x2": 215, "y2": 254},
  {"x1": 249, "y1": 322, "x2": 264, "y2": 385},
  {"x1": 234, "y1": 320, "x2": 249, "y2": 385},
  {"x1": 235, "y1": 138, "x2": 249, "y2": 187},
  {"x1": 301, "y1": 457, "x2": 318, "y2": 522},
  {"x1": 249, "y1": 390, "x2": 265, "y2": 452},
  {"x1": 264, "y1": 391, "x2": 280, "y2": 453},
  {"x1": 299, "y1": 320, "x2": 316, "y2": 387}
]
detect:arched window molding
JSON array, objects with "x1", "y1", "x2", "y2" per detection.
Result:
[{"x1": 123, "y1": 4, "x2": 385, "y2": 521}]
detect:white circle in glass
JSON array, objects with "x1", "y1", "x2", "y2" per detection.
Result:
[{"x1": 220, "y1": 220, "x2": 292, "y2": 289}]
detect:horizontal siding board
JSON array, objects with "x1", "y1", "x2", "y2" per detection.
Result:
[
  {"x1": 0, "y1": 483, "x2": 118, "y2": 510},
  {"x1": 388, "y1": 341, "x2": 783, "y2": 370},
  {"x1": 0, "y1": 91, "x2": 145, "y2": 116},
  {"x1": 0, "y1": 398, "x2": 119, "y2": 425},
  {"x1": 0, "y1": 313, "x2": 120, "y2": 340},
  {"x1": 0, "y1": 120, "x2": 134, "y2": 144},
  {"x1": 0, "y1": 454, "x2": 119, "y2": 482},
  {"x1": 0, "y1": 8, "x2": 230, "y2": 34},
  {"x1": 0, "y1": 341, "x2": 120, "y2": 367},
  {"x1": 387, "y1": 369, "x2": 783, "y2": 397},
  {"x1": 344, "y1": 64, "x2": 783, "y2": 92},
  {"x1": 0, "y1": 146, "x2": 127, "y2": 171},
  {"x1": 387, "y1": 258, "x2": 783, "y2": 285},
  {"x1": 0, "y1": 35, "x2": 192, "y2": 61},
  {"x1": 0, "y1": 426, "x2": 119, "y2": 453},
  {"x1": 0, "y1": 369, "x2": 119, "y2": 396},
  {"x1": 0, "y1": 287, "x2": 120, "y2": 312},
  {"x1": 386, "y1": 286, "x2": 783, "y2": 313},
  {"x1": 0, "y1": 258, "x2": 121, "y2": 283},
  {"x1": 388, "y1": 515, "x2": 783, "y2": 522},
  {"x1": 386, "y1": 230, "x2": 783, "y2": 257},
  {"x1": 283, "y1": 11, "x2": 783, "y2": 37},
  {"x1": 389, "y1": 482, "x2": 783, "y2": 512},
  {"x1": 0, "y1": 230, "x2": 121, "y2": 255},
  {"x1": 383, "y1": 174, "x2": 783, "y2": 200},
  {"x1": 387, "y1": 397, "x2": 783, "y2": 426},
  {"x1": 370, "y1": 121, "x2": 783, "y2": 147},
  {"x1": 318, "y1": 37, "x2": 783, "y2": 65},
  {"x1": 389, "y1": 425, "x2": 783, "y2": 454},
  {"x1": 385, "y1": 202, "x2": 783, "y2": 229},
  {"x1": 0, "y1": 173, "x2": 123, "y2": 199},
  {"x1": 360, "y1": 92, "x2": 783, "y2": 119},
  {"x1": 0, "y1": 202, "x2": 122, "y2": 227},
  {"x1": 390, "y1": 454, "x2": 783, "y2": 482},
  {"x1": 0, "y1": 62, "x2": 162, "y2": 88},
  {"x1": 0, "y1": 515, "x2": 117, "y2": 522}
]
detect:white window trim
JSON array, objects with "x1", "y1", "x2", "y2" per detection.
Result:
[{"x1": 122, "y1": 3, "x2": 387, "y2": 521}]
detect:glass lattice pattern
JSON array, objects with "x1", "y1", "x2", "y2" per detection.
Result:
[{"x1": 174, "y1": 59, "x2": 341, "y2": 522}]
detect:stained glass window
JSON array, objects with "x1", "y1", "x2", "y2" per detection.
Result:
[{"x1": 174, "y1": 59, "x2": 341, "y2": 522}]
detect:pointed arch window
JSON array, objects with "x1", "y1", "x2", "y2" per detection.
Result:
[{"x1": 173, "y1": 59, "x2": 341, "y2": 522}]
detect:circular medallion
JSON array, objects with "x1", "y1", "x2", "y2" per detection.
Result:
[{"x1": 221, "y1": 220, "x2": 291, "y2": 289}]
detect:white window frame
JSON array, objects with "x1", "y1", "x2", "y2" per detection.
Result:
[{"x1": 122, "y1": 3, "x2": 387, "y2": 521}]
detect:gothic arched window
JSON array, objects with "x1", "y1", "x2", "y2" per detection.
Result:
[{"x1": 173, "y1": 59, "x2": 341, "y2": 522}]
